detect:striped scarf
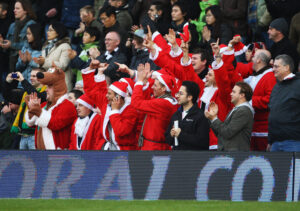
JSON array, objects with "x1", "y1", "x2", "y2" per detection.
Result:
[{"x1": 11, "y1": 86, "x2": 47, "y2": 134}]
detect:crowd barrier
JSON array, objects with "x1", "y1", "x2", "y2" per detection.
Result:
[{"x1": 0, "y1": 151, "x2": 299, "y2": 201}]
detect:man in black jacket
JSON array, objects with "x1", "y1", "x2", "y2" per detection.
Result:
[
  {"x1": 268, "y1": 18, "x2": 299, "y2": 72},
  {"x1": 165, "y1": 81, "x2": 209, "y2": 150},
  {"x1": 96, "y1": 31, "x2": 128, "y2": 83},
  {"x1": 268, "y1": 54, "x2": 300, "y2": 152}
]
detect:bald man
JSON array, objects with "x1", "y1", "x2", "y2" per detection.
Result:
[
  {"x1": 240, "y1": 49, "x2": 277, "y2": 151},
  {"x1": 96, "y1": 31, "x2": 128, "y2": 83}
]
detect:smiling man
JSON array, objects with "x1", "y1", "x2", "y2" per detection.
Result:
[
  {"x1": 95, "y1": 31, "x2": 128, "y2": 83},
  {"x1": 268, "y1": 54, "x2": 300, "y2": 152},
  {"x1": 205, "y1": 81, "x2": 254, "y2": 151},
  {"x1": 165, "y1": 81, "x2": 209, "y2": 150}
]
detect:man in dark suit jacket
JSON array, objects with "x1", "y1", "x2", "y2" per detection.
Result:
[
  {"x1": 205, "y1": 81, "x2": 254, "y2": 151},
  {"x1": 96, "y1": 31, "x2": 128, "y2": 83}
]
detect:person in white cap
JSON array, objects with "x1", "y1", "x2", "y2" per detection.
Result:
[
  {"x1": 81, "y1": 60, "x2": 139, "y2": 150},
  {"x1": 69, "y1": 94, "x2": 102, "y2": 150},
  {"x1": 131, "y1": 63, "x2": 178, "y2": 150}
]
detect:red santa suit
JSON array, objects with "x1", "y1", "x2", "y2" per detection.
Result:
[
  {"x1": 152, "y1": 47, "x2": 232, "y2": 150},
  {"x1": 81, "y1": 69, "x2": 139, "y2": 150},
  {"x1": 224, "y1": 48, "x2": 276, "y2": 151},
  {"x1": 25, "y1": 94, "x2": 77, "y2": 149},
  {"x1": 69, "y1": 94, "x2": 103, "y2": 150},
  {"x1": 131, "y1": 74, "x2": 178, "y2": 150}
]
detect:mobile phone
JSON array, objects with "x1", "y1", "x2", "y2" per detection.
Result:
[{"x1": 11, "y1": 72, "x2": 18, "y2": 79}]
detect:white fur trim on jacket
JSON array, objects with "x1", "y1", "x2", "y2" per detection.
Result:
[
  {"x1": 180, "y1": 57, "x2": 192, "y2": 66},
  {"x1": 109, "y1": 109, "x2": 120, "y2": 116},
  {"x1": 35, "y1": 109, "x2": 51, "y2": 128},
  {"x1": 152, "y1": 31, "x2": 160, "y2": 41},
  {"x1": 94, "y1": 74, "x2": 105, "y2": 82},
  {"x1": 212, "y1": 60, "x2": 224, "y2": 70},
  {"x1": 170, "y1": 47, "x2": 182, "y2": 58},
  {"x1": 81, "y1": 67, "x2": 95, "y2": 75},
  {"x1": 42, "y1": 127, "x2": 56, "y2": 149},
  {"x1": 25, "y1": 111, "x2": 38, "y2": 127},
  {"x1": 149, "y1": 44, "x2": 162, "y2": 61}
]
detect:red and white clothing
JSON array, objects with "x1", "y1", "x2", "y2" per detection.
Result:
[
  {"x1": 25, "y1": 94, "x2": 77, "y2": 149},
  {"x1": 81, "y1": 68, "x2": 139, "y2": 150},
  {"x1": 152, "y1": 48, "x2": 232, "y2": 150},
  {"x1": 69, "y1": 112, "x2": 103, "y2": 150},
  {"x1": 131, "y1": 82, "x2": 178, "y2": 150}
]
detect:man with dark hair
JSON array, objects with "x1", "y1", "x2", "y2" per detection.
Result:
[
  {"x1": 165, "y1": 81, "x2": 209, "y2": 150},
  {"x1": 191, "y1": 48, "x2": 211, "y2": 79},
  {"x1": 268, "y1": 54, "x2": 300, "y2": 152},
  {"x1": 68, "y1": 89, "x2": 83, "y2": 105},
  {"x1": 109, "y1": 0, "x2": 133, "y2": 32},
  {"x1": 141, "y1": 1, "x2": 171, "y2": 36},
  {"x1": 98, "y1": 5, "x2": 127, "y2": 48},
  {"x1": 3, "y1": 68, "x2": 47, "y2": 150},
  {"x1": 205, "y1": 81, "x2": 254, "y2": 151}
]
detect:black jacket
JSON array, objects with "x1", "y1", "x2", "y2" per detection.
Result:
[
  {"x1": 270, "y1": 37, "x2": 299, "y2": 73},
  {"x1": 97, "y1": 48, "x2": 129, "y2": 83},
  {"x1": 268, "y1": 74, "x2": 300, "y2": 143},
  {"x1": 129, "y1": 48, "x2": 159, "y2": 71},
  {"x1": 165, "y1": 104, "x2": 210, "y2": 150}
]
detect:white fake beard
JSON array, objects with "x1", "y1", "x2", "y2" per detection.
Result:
[{"x1": 74, "y1": 116, "x2": 90, "y2": 137}]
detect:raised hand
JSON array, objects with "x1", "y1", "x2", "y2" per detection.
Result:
[
  {"x1": 19, "y1": 50, "x2": 27, "y2": 63},
  {"x1": 25, "y1": 51, "x2": 32, "y2": 62},
  {"x1": 211, "y1": 38, "x2": 220, "y2": 57},
  {"x1": 137, "y1": 63, "x2": 147, "y2": 82},
  {"x1": 27, "y1": 92, "x2": 42, "y2": 117},
  {"x1": 33, "y1": 56, "x2": 45, "y2": 65},
  {"x1": 88, "y1": 47, "x2": 100, "y2": 59},
  {"x1": 204, "y1": 102, "x2": 219, "y2": 120},
  {"x1": 111, "y1": 95, "x2": 123, "y2": 110},
  {"x1": 115, "y1": 62, "x2": 135, "y2": 77},
  {"x1": 97, "y1": 63, "x2": 108, "y2": 75},
  {"x1": 68, "y1": 49, "x2": 77, "y2": 60},
  {"x1": 165, "y1": 28, "x2": 177, "y2": 46},
  {"x1": 89, "y1": 59, "x2": 100, "y2": 70}
]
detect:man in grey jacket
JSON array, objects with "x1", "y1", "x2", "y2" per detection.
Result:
[{"x1": 205, "y1": 81, "x2": 254, "y2": 151}]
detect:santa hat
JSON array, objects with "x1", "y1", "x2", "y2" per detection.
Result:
[
  {"x1": 109, "y1": 81, "x2": 128, "y2": 98},
  {"x1": 119, "y1": 78, "x2": 134, "y2": 95},
  {"x1": 155, "y1": 74, "x2": 175, "y2": 92},
  {"x1": 178, "y1": 22, "x2": 190, "y2": 43},
  {"x1": 76, "y1": 94, "x2": 94, "y2": 111}
]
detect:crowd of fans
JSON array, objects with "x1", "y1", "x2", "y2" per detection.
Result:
[{"x1": 1, "y1": 0, "x2": 300, "y2": 152}]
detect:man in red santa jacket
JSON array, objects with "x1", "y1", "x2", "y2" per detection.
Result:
[
  {"x1": 145, "y1": 30, "x2": 232, "y2": 150},
  {"x1": 131, "y1": 63, "x2": 178, "y2": 150},
  {"x1": 69, "y1": 94, "x2": 103, "y2": 150},
  {"x1": 25, "y1": 67, "x2": 77, "y2": 150},
  {"x1": 81, "y1": 62, "x2": 139, "y2": 150}
]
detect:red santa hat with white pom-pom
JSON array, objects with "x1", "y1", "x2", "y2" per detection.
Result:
[
  {"x1": 109, "y1": 81, "x2": 128, "y2": 98},
  {"x1": 76, "y1": 94, "x2": 94, "y2": 111}
]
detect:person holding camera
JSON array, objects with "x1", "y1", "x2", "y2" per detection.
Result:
[{"x1": 5, "y1": 69, "x2": 47, "y2": 150}]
